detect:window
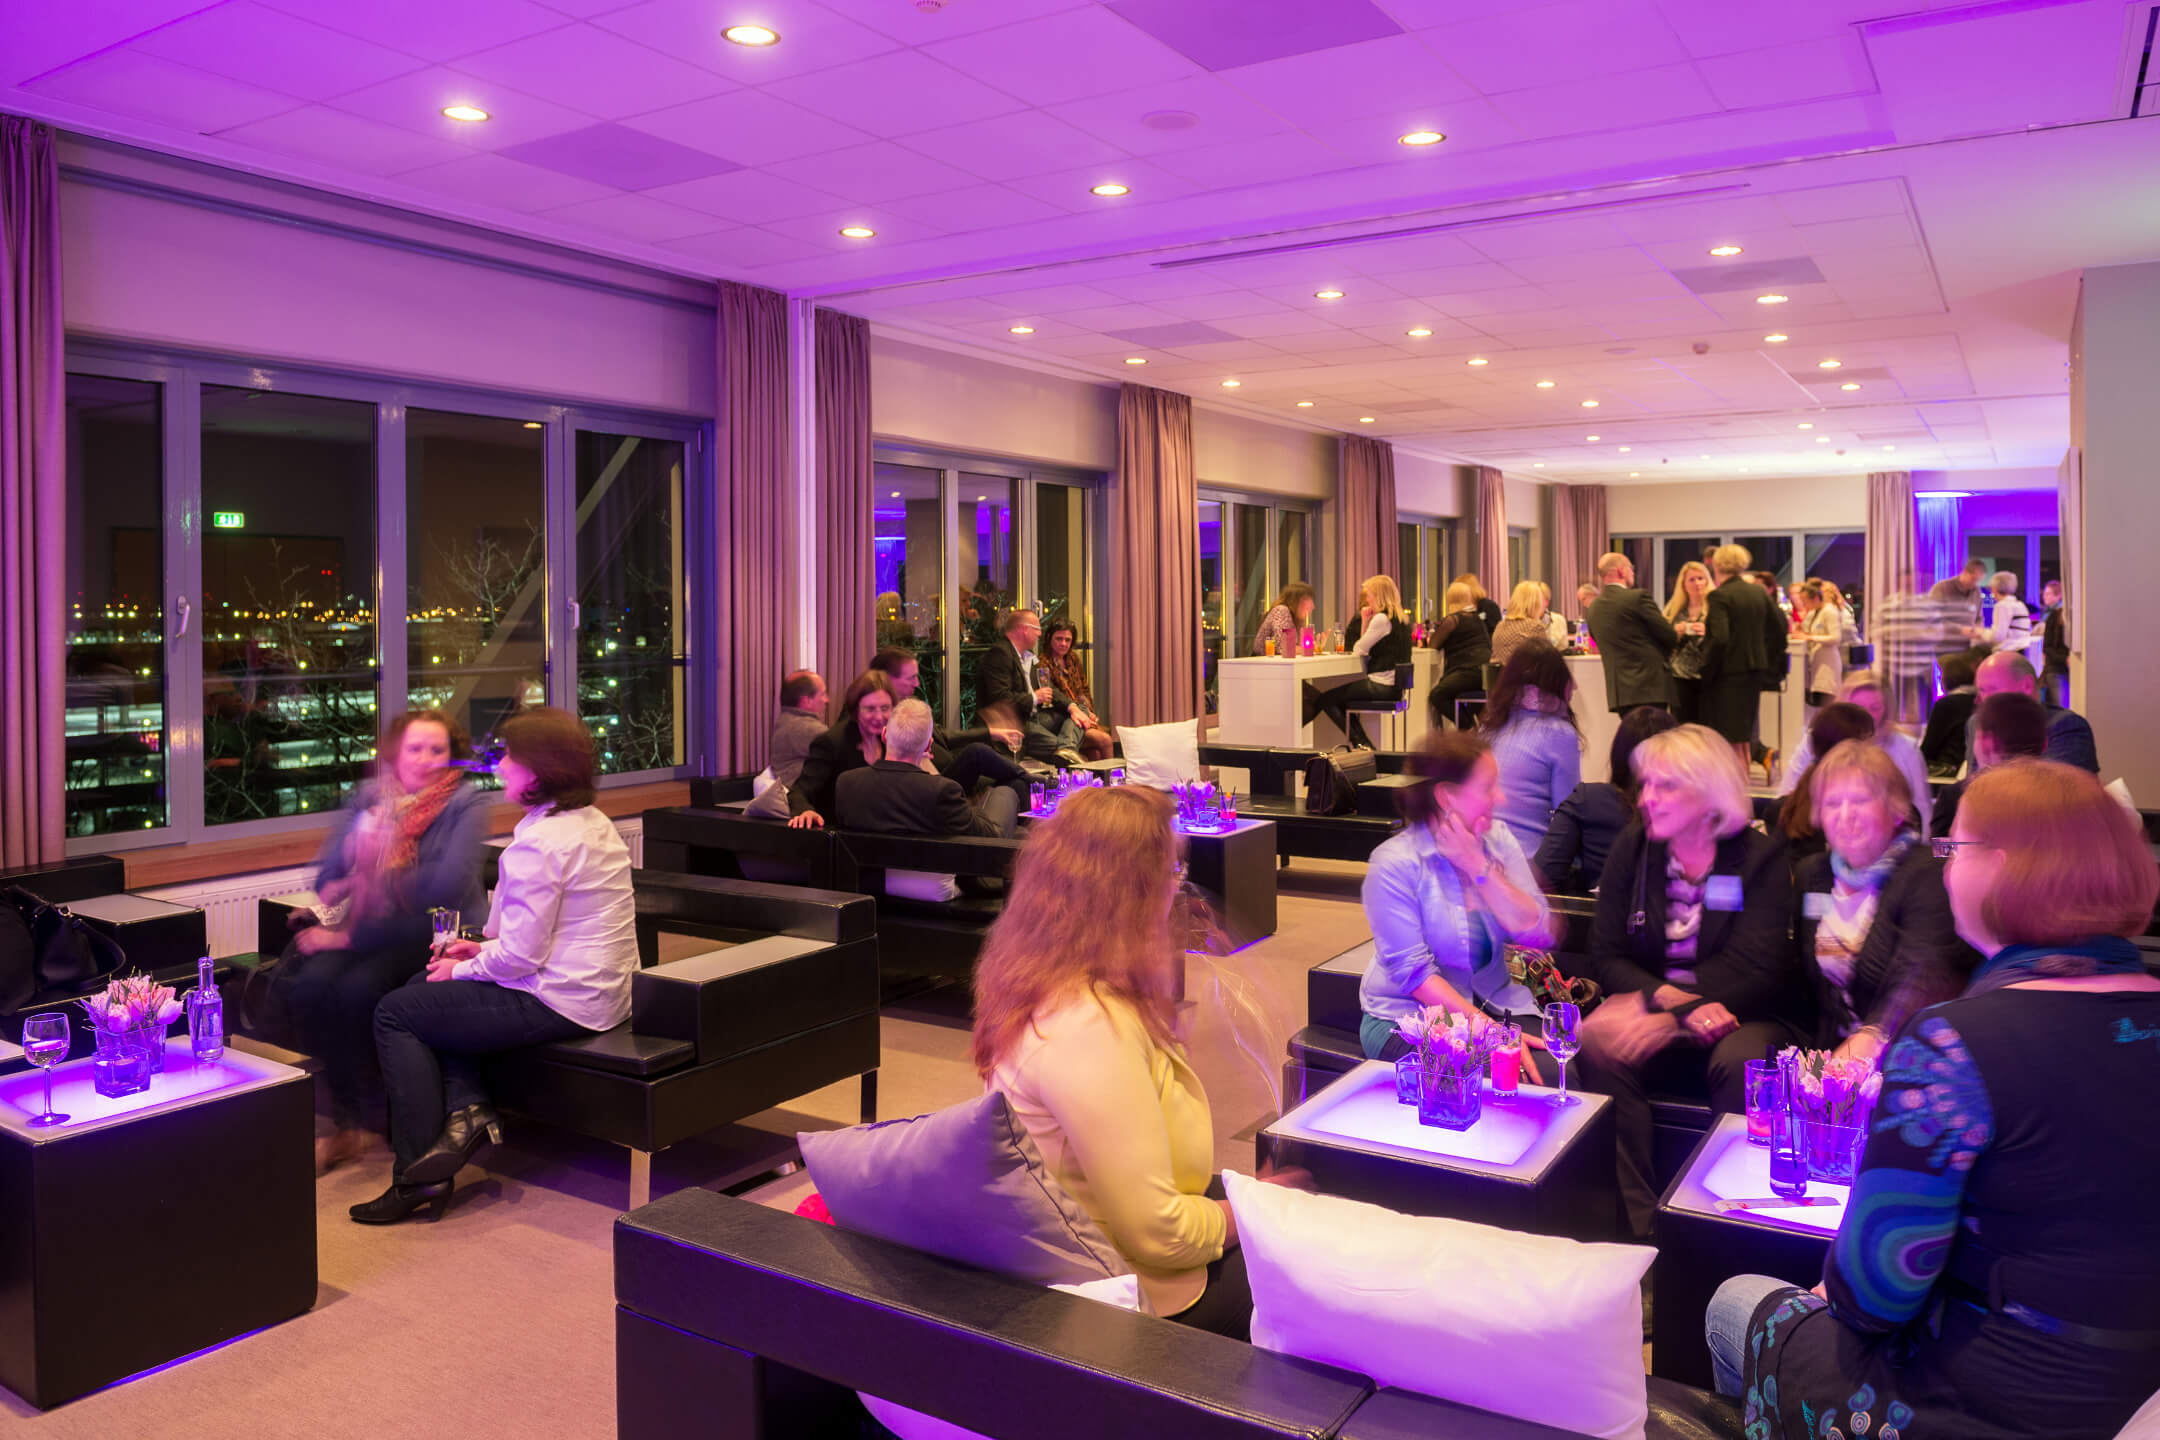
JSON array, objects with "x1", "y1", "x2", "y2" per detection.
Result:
[
  {"x1": 957, "y1": 477, "x2": 1015, "y2": 727},
  {"x1": 1278, "y1": 509, "x2": 1310, "y2": 591},
  {"x1": 1400, "y1": 519, "x2": 1455, "y2": 623},
  {"x1": 1507, "y1": 527, "x2": 1533, "y2": 590},
  {"x1": 1614, "y1": 529, "x2": 1867, "y2": 627},
  {"x1": 1611, "y1": 536, "x2": 1653, "y2": 594},
  {"x1": 1197, "y1": 494, "x2": 1320, "y2": 714},
  {"x1": 1397, "y1": 522, "x2": 1421, "y2": 617},
  {"x1": 1200, "y1": 500, "x2": 1224, "y2": 714},
  {"x1": 1234, "y1": 502, "x2": 1269, "y2": 657},
  {"x1": 1734, "y1": 534, "x2": 1796, "y2": 587},
  {"x1": 875, "y1": 463, "x2": 945, "y2": 717},
  {"x1": 63, "y1": 349, "x2": 706, "y2": 852}
]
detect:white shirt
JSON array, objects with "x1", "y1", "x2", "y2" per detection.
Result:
[
  {"x1": 452, "y1": 805, "x2": 637, "y2": 1031},
  {"x1": 1776, "y1": 728, "x2": 1934, "y2": 840},
  {"x1": 1351, "y1": 610, "x2": 1393, "y2": 658},
  {"x1": 1983, "y1": 595, "x2": 2031, "y2": 653}
]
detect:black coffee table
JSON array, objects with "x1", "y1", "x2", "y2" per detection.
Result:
[
  {"x1": 1255, "y1": 1060, "x2": 1619, "y2": 1242},
  {"x1": 1025, "y1": 810, "x2": 1279, "y2": 948},
  {"x1": 0, "y1": 1036, "x2": 316, "y2": 1408}
]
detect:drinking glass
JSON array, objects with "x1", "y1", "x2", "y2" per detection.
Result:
[
  {"x1": 1488, "y1": 1022, "x2": 1523, "y2": 1099},
  {"x1": 1542, "y1": 1002, "x2": 1581, "y2": 1107},
  {"x1": 1028, "y1": 782, "x2": 1045, "y2": 814},
  {"x1": 1743, "y1": 1059, "x2": 1778, "y2": 1146},
  {"x1": 1109, "y1": 768, "x2": 1125, "y2": 786},
  {"x1": 1768, "y1": 1053, "x2": 1810, "y2": 1199},
  {"x1": 431, "y1": 907, "x2": 461, "y2": 955},
  {"x1": 22, "y1": 1013, "x2": 71, "y2": 1127}
]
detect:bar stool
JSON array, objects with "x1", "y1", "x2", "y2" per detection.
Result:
[{"x1": 1346, "y1": 663, "x2": 1416, "y2": 750}]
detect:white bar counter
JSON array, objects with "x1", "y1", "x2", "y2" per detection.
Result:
[{"x1": 1216, "y1": 654, "x2": 1362, "y2": 748}]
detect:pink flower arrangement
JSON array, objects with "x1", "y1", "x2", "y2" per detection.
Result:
[
  {"x1": 1787, "y1": 1049, "x2": 1883, "y2": 1128},
  {"x1": 1395, "y1": 1007, "x2": 1504, "y2": 1083},
  {"x1": 81, "y1": 974, "x2": 182, "y2": 1034}
]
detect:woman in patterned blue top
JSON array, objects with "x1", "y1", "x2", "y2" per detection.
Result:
[{"x1": 1705, "y1": 759, "x2": 2160, "y2": 1440}]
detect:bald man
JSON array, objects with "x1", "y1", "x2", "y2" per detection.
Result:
[
  {"x1": 1963, "y1": 652, "x2": 2098, "y2": 774},
  {"x1": 1585, "y1": 551, "x2": 1679, "y2": 715}
]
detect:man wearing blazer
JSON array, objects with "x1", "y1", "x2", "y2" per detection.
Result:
[
  {"x1": 1585, "y1": 552, "x2": 1679, "y2": 715},
  {"x1": 1703, "y1": 544, "x2": 1776, "y2": 767},
  {"x1": 976, "y1": 608, "x2": 1074, "y2": 764},
  {"x1": 835, "y1": 699, "x2": 1020, "y2": 839}
]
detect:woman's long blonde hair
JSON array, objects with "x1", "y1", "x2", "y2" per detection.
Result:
[
  {"x1": 1451, "y1": 572, "x2": 1487, "y2": 603},
  {"x1": 1361, "y1": 574, "x2": 1406, "y2": 625},
  {"x1": 1664, "y1": 561, "x2": 1712, "y2": 621},
  {"x1": 1504, "y1": 580, "x2": 1545, "y2": 621},
  {"x1": 972, "y1": 786, "x2": 1182, "y2": 1078}
]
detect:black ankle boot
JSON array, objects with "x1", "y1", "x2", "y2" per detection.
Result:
[
  {"x1": 349, "y1": 1179, "x2": 454, "y2": 1225},
  {"x1": 399, "y1": 1103, "x2": 504, "y2": 1186}
]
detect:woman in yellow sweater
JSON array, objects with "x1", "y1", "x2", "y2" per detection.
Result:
[{"x1": 972, "y1": 784, "x2": 1259, "y2": 1336}]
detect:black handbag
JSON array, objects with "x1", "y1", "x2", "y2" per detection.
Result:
[
  {"x1": 0, "y1": 902, "x2": 34, "y2": 1013},
  {"x1": 2, "y1": 885, "x2": 126, "y2": 1001},
  {"x1": 1303, "y1": 745, "x2": 1378, "y2": 816}
]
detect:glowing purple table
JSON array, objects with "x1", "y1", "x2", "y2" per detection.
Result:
[
  {"x1": 1254, "y1": 1060, "x2": 1619, "y2": 1242},
  {"x1": 1025, "y1": 808, "x2": 1278, "y2": 947},
  {"x1": 0, "y1": 1036, "x2": 316, "y2": 1408},
  {"x1": 1651, "y1": 1114, "x2": 1844, "y2": 1389}
]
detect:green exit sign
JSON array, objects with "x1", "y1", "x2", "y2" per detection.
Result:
[{"x1": 212, "y1": 511, "x2": 245, "y2": 529}]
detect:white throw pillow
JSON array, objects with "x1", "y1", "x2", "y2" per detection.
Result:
[
  {"x1": 743, "y1": 776, "x2": 791, "y2": 820},
  {"x1": 1115, "y1": 719, "x2": 1200, "y2": 790},
  {"x1": 1223, "y1": 1171, "x2": 1654, "y2": 1440},
  {"x1": 883, "y1": 869, "x2": 962, "y2": 903},
  {"x1": 858, "y1": 1274, "x2": 1144, "y2": 1440}
]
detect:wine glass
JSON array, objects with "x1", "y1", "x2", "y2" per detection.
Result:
[
  {"x1": 431, "y1": 907, "x2": 461, "y2": 956},
  {"x1": 22, "y1": 1013, "x2": 71, "y2": 1127},
  {"x1": 1542, "y1": 1001, "x2": 1582, "y2": 1107}
]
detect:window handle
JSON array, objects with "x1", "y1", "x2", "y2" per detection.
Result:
[
  {"x1": 175, "y1": 594, "x2": 191, "y2": 639},
  {"x1": 570, "y1": 600, "x2": 581, "y2": 629}
]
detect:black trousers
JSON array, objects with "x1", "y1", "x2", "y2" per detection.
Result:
[
  {"x1": 1427, "y1": 668, "x2": 1485, "y2": 730},
  {"x1": 1573, "y1": 1019, "x2": 1798, "y2": 1239},
  {"x1": 946, "y1": 741, "x2": 1030, "y2": 809},
  {"x1": 1166, "y1": 1176, "x2": 1253, "y2": 1341},
  {"x1": 278, "y1": 938, "x2": 429, "y2": 1128},
  {"x1": 1308, "y1": 676, "x2": 1400, "y2": 745}
]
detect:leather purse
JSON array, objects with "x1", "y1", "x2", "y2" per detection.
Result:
[
  {"x1": 1303, "y1": 745, "x2": 1378, "y2": 816},
  {"x1": 1505, "y1": 945, "x2": 1602, "y2": 1013},
  {"x1": 2, "y1": 885, "x2": 126, "y2": 1001}
]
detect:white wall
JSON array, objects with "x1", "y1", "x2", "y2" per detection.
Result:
[
  {"x1": 1607, "y1": 474, "x2": 1869, "y2": 533},
  {"x1": 871, "y1": 334, "x2": 1118, "y2": 471},
  {"x1": 1192, "y1": 405, "x2": 1335, "y2": 499},
  {"x1": 1394, "y1": 451, "x2": 1465, "y2": 517},
  {"x1": 59, "y1": 149, "x2": 715, "y2": 416}
]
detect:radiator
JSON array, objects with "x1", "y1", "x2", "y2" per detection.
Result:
[{"x1": 137, "y1": 817, "x2": 645, "y2": 958}]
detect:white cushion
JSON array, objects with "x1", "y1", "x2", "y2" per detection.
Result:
[
  {"x1": 1115, "y1": 719, "x2": 1200, "y2": 789},
  {"x1": 2115, "y1": 1388, "x2": 2160, "y2": 1439},
  {"x1": 1223, "y1": 1171, "x2": 1654, "y2": 1440},
  {"x1": 884, "y1": 868, "x2": 961, "y2": 903},
  {"x1": 858, "y1": 1274, "x2": 1144, "y2": 1440},
  {"x1": 743, "y1": 778, "x2": 791, "y2": 820}
]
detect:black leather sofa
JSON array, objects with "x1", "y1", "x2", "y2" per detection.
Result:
[
  {"x1": 614, "y1": 1187, "x2": 1743, "y2": 1440},
  {"x1": 1, "y1": 854, "x2": 214, "y2": 1048}
]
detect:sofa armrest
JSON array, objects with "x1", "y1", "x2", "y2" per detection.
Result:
[{"x1": 630, "y1": 933, "x2": 876, "y2": 1063}]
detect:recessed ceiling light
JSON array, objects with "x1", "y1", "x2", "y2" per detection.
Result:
[
  {"x1": 1708, "y1": 244, "x2": 1743, "y2": 257},
  {"x1": 723, "y1": 23, "x2": 780, "y2": 45},
  {"x1": 1467, "y1": 357, "x2": 1488, "y2": 366},
  {"x1": 890, "y1": 491, "x2": 900, "y2": 498},
  {"x1": 1314, "y1": 288, "x2": 1345, "y2": 300},
  {"x1": 1738, "y1": 467, "x2": 1750, "y2": 472},
  {"x1": 1532, "y1": 462, "x2": 1544, "y2": 468},
  {"x1": 1358, "y1": 416, "x2": 1375, "y2": 424},
  {"x1": 1815, "y1": 436, "x2": 1830, "y2": 443},
  {"x1": 1089, "y1": 182, "x2": 1130, "y2": 197},
  {"x1": 1008, "y1": 325, "x2": 1034, "y2": 334},
  {"x1": 1817, "y1": 359, "x2": 1842, "y2": 369},
  {"x1": 1840, "y1": 382, "x2": 1860, "y2": 391},
  {"x1": 1699, "y1": 454, "x2": 1710, "y2": 459},
  {"x1": 975, "y1": 495, "x2": 986, "y2": 501},
  {"x1": 442, "y1": 104, "x2": 490, "y2": 122},
  {"x1": 1221, "y1": 379, "x2": 1241, "y2": 388},
  {"x1": 1407, "y1": 327, "x2": 1433, "y2": 337},
  {"x1": 1535, "y1": 379, "x2": 1555, "y2": 389},
  {"x1": 1756, "y1": 293, "x2": 1790, "y2": 305},
  {"x1": 1883, "y1": 445, "x2": 1896, "y2": 451},
  {"x1": 1398, "y1": 130, "x2": 1446, "y2": 146},
  {"x1": 1124, "y1": 357, "x2": 1147, "y2": 365},
  {"x1": 1798, "y1": 423, "x2": 1813, "y2": 429},
  {"x1": 1581, "y1": 399, "x2": 1600, "y2": 408},
  {"x1": 838, "y1": 225, "x2": 876, "y2": 238},
  {"x1": 1295, "y1": 400, "x2": 1315, "y2": 407},
  {"x1": 521, "y1": 421, "x2": 542, "y2": 429},
  {"x1": 1763, "y1": 333, "x2": 1789, "y2": 343},
  {"x1": 1586, "y1": 434, "x2": 1600, "y2": 441},
  {"x1": 1618, "y1": 446, "x2": 1631, "y2": 452},
  {"x1": 1629, "y1": 472, "x2": 1640, "y2": 477}
]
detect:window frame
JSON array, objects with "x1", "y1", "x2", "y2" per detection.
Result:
[
  {"x1": 1608, "y1": 527, "x2": 1866, "y2": 608},
  {"x1": 64, "y1": 340, "x2": 710, "y2": 855}
]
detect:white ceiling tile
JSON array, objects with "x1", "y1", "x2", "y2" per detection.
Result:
[
  {"x1": 1695, "y1": 36, "x2": 1872, "y2": 109},
  {"x1": 761, "y1": 50, "x2": 1025, "y2": 136},
  {"x1": 1052, "y1": 303, "x2": 1191, "y2": 330},
  {"x1": 811, "y1": 0, "x2": 1093, "y2": 44},
  {"x1": 592, "y1": 0, "x2": 901, "y2": 82},
  {"x1": 1610, "y1": 194, "x2": 1792, "y2": 244},
  {"x1": 135, "y1": 3, "x2": 426, "y2": 100},
  {"x1": 979, "y1": 282, "x2": 1131, "y2": 312},
  {"x1": 210, "y1": 105, "x2": 469, "y2": 175},
  {"x1": 998, "y1": 157, "x2": 1204, "y2": 211},
  {"x1": 1046, "y1": 75, "x2": 1299, "y2": 156},
  {"x1": 390, "y1": 151, "x2": 619, "y2": 211},
  {"x1": 453, "y1": 23, "x2": 733, "y2": 119},
  {"x1": 1423, "y1": 0, "x2": 1689, "y2": 93},
  {"x1": 1217, "y1": 34, "x2": 1477, "y2": 128},
  {"x1": 23, "y1": 51, "x2": 304, "y2": 134},
  {"x1": 1793, "y1": 213, "x2": 1919, "y2": 253},
  {"x1": 1148, "y1": 291, "x2": 1294, "y2": 321},
  {"x1": 1464, "y1": 215, "x2": 1635, "y2": 260},
  {"x1": 1208, "y1": 310, "x2": 1353, "y2": 339},
  {"x1": 759, "y1": 202, "x2": 951, "y2": 249},
  {"x1": 1375, "y1": 260, "x2": 1525, "y2": 294},
  {"x1": 622, "y1": 88, "x2": 871, "y2": 163},
  {"x1": 326, "y1": 66, "x2": 598, "y2": 148},
  {"x1": 259, "y1": 0, "x2": 568, "y2": 64},
  {"x1": 1539, "y1": 273, "x2": 1698, "y2": 306},
  {"x1": 6, "y1": 0, "x2": 215, "y2": 87},
  {"x1": 764, "y1": 141, "x2": 983, "y2": 203},
  {"x1": 1297, "y1": 96, "x2": 1523, "y2": 161},
  {"x1": 1487, "y1": 62, "x2": 1721, "y2": 140},
  {"x1": 656, "y1": 225, "x2": 833, "y2": 268},
  {"x1": 876, "y1": 183, "x2": 1070, "y2": 230},
  {"x1": 1773, "y1": 180, "x2": 1909, "y2": 226},
  {"x1": 533, "y1": 192, "x2": 726, "y2": 240},
  {"x1": 901, "y1": 110, "x2": 1130, "y2": 183},
  {"x1": 1503, "y1": 247, "x2": 1662, "y2": 283},
  {"x1": 1147, "y1": 132, "x2": 1352, "y2": 187},
  {"x1": 922, "y1": 7, "x2": 1200, "y2": 105},
  {"x1": 641, "y1": 168, "x2": 846, "y2": 222},
  {"x1": 1647, "y1": 0, "x2": 1860, "y2": 59}
]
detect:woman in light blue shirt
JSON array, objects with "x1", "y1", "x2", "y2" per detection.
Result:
[
  {"x1": 1358, "y1": 729, "x2": 1560, "y2": 1078},
  {"x1": 1479, "y1": 640, "x2": 1583, "y2": 856}
]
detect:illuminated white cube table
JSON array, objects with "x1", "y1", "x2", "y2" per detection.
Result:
[{"x1": 1255, "y1": 1060, "x2": 1619, "y2": 1242}]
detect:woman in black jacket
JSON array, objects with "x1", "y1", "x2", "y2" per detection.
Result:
[
  {"x1": 786, "y1": 670, "x2": 898, "y2": 829},
  {"x1": 1574, "y1": 723, "x2": 1811, "y2": 1238},
  {"x1": 1425, "y1": 581, "x2": 1493, "y2": 731}
]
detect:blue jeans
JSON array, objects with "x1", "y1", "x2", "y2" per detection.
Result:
[
  {"x1": 374, "y1": 976, "x2": 586, "y2": 1172},
  {"x1": 279, "y1": 939, "x2": 429, "y2": 1127},
  {"x1": 1707, "y1": 1273, "x2": 1798, "y2": 1398}
]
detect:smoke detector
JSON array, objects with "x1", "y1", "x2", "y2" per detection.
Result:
[{"x1": 1141, "y1": 109, "x2": 1201, "y2": 132}]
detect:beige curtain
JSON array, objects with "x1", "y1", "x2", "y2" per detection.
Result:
[
  {"x1": 715, "y1": 280, "x2": 791, "y2": 775},
  {"x1": 1337, "y1": 434, "x2": 1400, "y2": 596},
  {"x1": 1551, "y1": 484, "x2": 1607, "y2": 618},
  {"x1": 1865, "y1": 469, "x2": 1915, "y2": 612},
  {"x1": 2057, "y1": 447, "x2": 2082, "y2": 655},
  {"x1": 1474, "y1": 465, "x2": 1509, "y2": 598},
  {"x1": 814, "y1": 308, "x2": 871, "y2": 690},
  {"x1": 1, "y1": 117, "x2": 63, "y2": 867},
  {"x1": 1111, "y1": 384, "x2": 1199, "y2": 726}
]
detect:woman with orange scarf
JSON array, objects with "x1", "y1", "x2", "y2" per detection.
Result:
[
  {"x1": 282, "y1": 710, "x2": 489, "y2": 1175},
  {"x1": 1039, "y1": 618, "x2": 1114, "y2": 761}
]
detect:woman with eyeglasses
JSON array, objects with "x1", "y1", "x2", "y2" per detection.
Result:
[{"x1": 1707, "y1": 759, "x2": 2160, "y2": 1440}]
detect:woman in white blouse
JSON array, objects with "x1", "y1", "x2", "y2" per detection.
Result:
[
  {"x1": 1973, "y1": 570, "x2": 2032, "y2": 654},
  {"x1": 352, "y1": 707, "x2": 638, "y2": 1225}
]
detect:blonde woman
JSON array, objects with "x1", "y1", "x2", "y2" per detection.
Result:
[
  {"x1": 1452, "y1": 571, "x2": 1503, "y2": 636},
  {"x1": 1425, "y1": 580, "x2": 1493, "y2": 731},
  {"x1": 1489, "y1": 581, "x2": 1550, "y2": 668},
  {"x1": 1664, "y1": 560, "x2": 1713, "y2": 725},
  {"x1": 1575, "y1": 724, "x2": 1806, "y2": 1238},
  {"x1": 1974, "y1": 570, "x2": 2032, "y2": 653},
  {"x1": 1305, "y1": 574, "x2": 1413, "y2": 747},
  {"x1": 1800, "y1": 579, "x2": 1845, "y2": 708}
]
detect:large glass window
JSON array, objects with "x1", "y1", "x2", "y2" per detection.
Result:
[
  {"x1": 1234, "y1": 502, "x2": 1269, "y2": 656},
  {"x1": 575, "y1": 431, "x2": 685, "y2": 776},
  {"x1": 1200, "y1": 500, "x2": 1224, "y2": 714},
  {"x1": 956, "y1": 476, "x2": 1014, "y2": 728},
  {"x1": 1735, "y1": 534, "x2": 1796, "y2": 586},
  {"x1": 1508, "y1": 528, "x2": 1532, "y2": 589},
  {"x1": 406, "y1": 411, "x2": 546, "y2": 750},
  {"x1": 1612, "y1": 536, "x2": 1653, "y2": 594},
  {"x1": 875, "y1": 463, "x2": 945, "y2": 716},
  {"x1": 1661, "y1": 536, "x2": 1720, "y2": 595},
  {"x1": 64, "y1": 375, "x2": 167, "y2": 837},
  {"x1": 1035, "y1": 480, "x2": 1090, "y2": 689},
  {"x1": 1278, "y1": 510, "x2": 1311, "y2": 593},
  {"x1": 200, "y1": 385, "x2": 376, "y2": 825},
  {"x1": 1618, "y1": 529, "x2": 1867, "y2": 627},
  {"x1": 1397, "y1": 522, "x2": 1421, "y2": 618}
]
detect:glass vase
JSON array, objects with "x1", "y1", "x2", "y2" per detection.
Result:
[
  {"x1": 1798, "y1": 1117, "x2": 1867, "y2": 1184},
  {"x1": 1416, "y1": 1066, "x2": 1482, "y2": 1131},
  {"x1": 1393, "y1": 1054, "x2": 1421, "y2": 1105},
  {"x1": 135, "y1": 1022, "x2": 167, "y2": 1074},
  {"x1": 93, "y1": 1025, "x2": 152, "y2": 1098}
]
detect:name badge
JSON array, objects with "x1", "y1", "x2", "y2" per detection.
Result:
[
  {"x1": 1704, "y1": 875, "x2": 1744, "y2": 912},
  {"x1": 1801, "y1": 891, "x2": 1832, "y2": 920}
]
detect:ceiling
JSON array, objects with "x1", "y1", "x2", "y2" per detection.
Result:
[{"x1": 9, "y1": 0, "x2": 2160, "y2": 482}]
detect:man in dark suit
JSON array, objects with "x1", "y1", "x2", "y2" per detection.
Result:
[
  {"x1": 1585, "y1": 551, "x2": 1678, "y2": 715},
  {"x1": 1967, "y1": 652, "x2": 2099, "y2": 774},
  {"x1": 975, "y1": 608, "x2": 1074, "y2": 764},
  {"x1": 834, "y1": 698, "x2": 1019, "y2": 838},
  {"x1": 1703, "y1": 544, "x2": 1775, "y2": 769}
]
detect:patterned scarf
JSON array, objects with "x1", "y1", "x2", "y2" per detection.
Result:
[
  {"x1": 384, "y1": 768, "x2": 463, "y2": 871},
  {"x1": 1965, "y1": 936, "x2": 2146, "y2": 997},
  {"x1": 343, "y1": 769, "x2": 464, "y2": 930},
  {"x1": 1828, "y1": 828, "x2": 1916, "y2": 893},
  {"x1": 1664, "y1": 850, "x2": 1707, "y2": 965}
]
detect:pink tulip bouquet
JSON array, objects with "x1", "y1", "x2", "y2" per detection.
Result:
[
  {"x1": 1787, "y1": 1049, "x2": 1883, "y2": 1128},
  {"x1": 1395, "y1": 1007, "x2": 1503, "y2": 1085},
  {"x1": 81, "y1": 974, "x2": 182, "y2": 1035}
]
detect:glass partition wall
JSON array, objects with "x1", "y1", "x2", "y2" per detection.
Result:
[
  {"x1": 1200, "y1": 493, "x2": 1319, "y2": 715},
  {"x1": 1617, "y1": 528, "x2": 1868, "y2": 626},
  {"x1": 62, "y1": 349, "x2": 706, "y2": 850}
]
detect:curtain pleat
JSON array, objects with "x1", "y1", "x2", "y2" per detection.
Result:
[
  {"x1": 1475, "y1": 466, "x2": 1509, "y2": 598},
  {"x1": 0, "y1": 116, "x2": 64, "y2": 867},
  {"x1": 715, "y1": 280, "x2": 791, "y2": 775},
  {"x1": 1914, "y1": 495, "x2": 1961, "y2": 590},
  {"x1": 2057, "y1": 448, "x2": 2081, "y2": 656},
  {"x1": 1112, "y1": 384, "x2": 1199, "y2": 727},
  {"x1": 1338, "y1": 434, "x2": 1399, "y2": 595},
  {"x1": 814, "y1": 308, "x2": 871, "y2": 690},
  {"x1": 1552, "y1": 484, "x2": 1607, "y2": 618}
]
